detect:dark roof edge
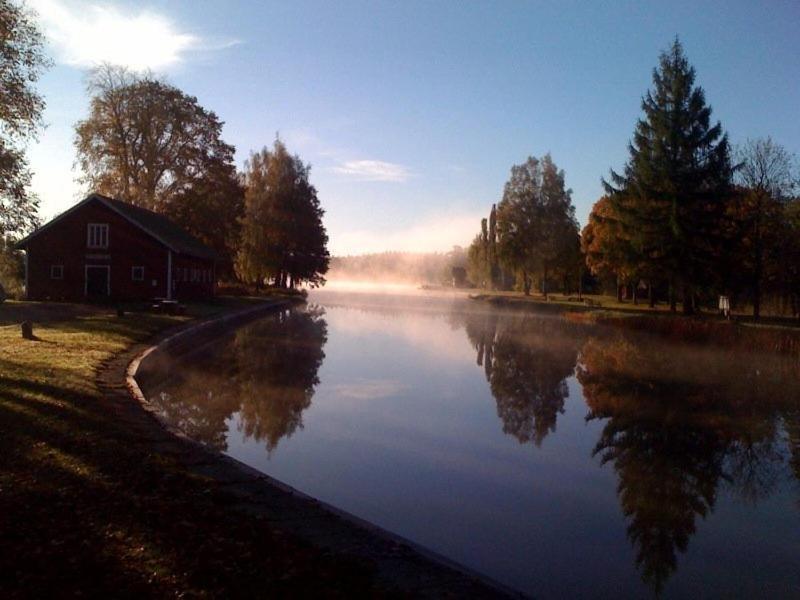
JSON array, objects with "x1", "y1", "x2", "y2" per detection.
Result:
[
  {"x1": 15, "y1": 193, "x2": 214, "y2": 260},
  {"x1": 15, "y1": 194, "x2": 97, "y2": 250},
  {"x1": 90, "y1": 194, "x2": 180, "y2": 253}
]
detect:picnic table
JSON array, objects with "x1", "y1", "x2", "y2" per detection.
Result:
[{"x1": 150, "y1": 298, "x2": 186, "y2": 315}]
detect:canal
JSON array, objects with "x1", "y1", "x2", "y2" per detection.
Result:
[{"x1": 146, "y1": 290, "x2": 800, "y2": 598}]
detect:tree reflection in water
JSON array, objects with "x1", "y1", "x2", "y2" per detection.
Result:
[
  {"x1": 578, "y1": 333, "x2": 800, "y2": 594},
  {"x1": 151, "y1": 306, "x2": 327, "y2": 454},
  {"x1": 461, "y1": 311, "x2": 580, "y2": 446},
  {"x1": 151, "y1": 300, "x2": 800, "y2": 595}
]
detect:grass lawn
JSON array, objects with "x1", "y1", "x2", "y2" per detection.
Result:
[
  {"x1": 468, "y1": 289, "x2": 800, "y2": 329},
  {"x1": 0, "y1": 297, "x2": 380, "y2": 598}
]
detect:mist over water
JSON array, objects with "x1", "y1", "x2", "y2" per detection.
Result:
[{"x1": 145, "y1": 291, "x2": 800, "y2": 598}]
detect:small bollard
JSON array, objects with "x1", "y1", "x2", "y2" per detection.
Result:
[
  {"x1": 117, "y1": 307, "x2": 125, "y2": 317},
  {"x1": 21, "y1": 321, "x2": 34, "y2": 340}
]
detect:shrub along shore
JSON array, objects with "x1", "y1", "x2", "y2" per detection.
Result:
[{"x1": 0, "y1": 295, "x2": 506, "y2": 598}]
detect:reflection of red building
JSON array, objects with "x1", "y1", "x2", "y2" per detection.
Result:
[{"x1": 16, "y1": 193, "x2": 216, "y2": 302}]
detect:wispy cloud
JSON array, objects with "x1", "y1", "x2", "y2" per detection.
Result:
[
  {"x1": 330, "y1": 160, "x2": 411, "y2": 182},
  {"x1": 332, "y1": 210, "x2": 483, "y2": 254},
  {"x1": 332, "y1": 379, "x2": 408, "y2": 401},
  {"x1": 31, "y1": 0, "x2": 237, "y2": 71}
]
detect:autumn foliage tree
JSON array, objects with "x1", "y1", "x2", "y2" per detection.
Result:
[
  {"x1": 75, "y1": 65, "x2": 243, "y2": 274},
  {"x1": 581, "y1": 196, "x2": 650, "y2": 303}
]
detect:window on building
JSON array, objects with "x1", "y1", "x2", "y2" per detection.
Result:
[
  {"x1": 51, "y1": 265, "x2": 64, "y2": 280},
  {"x1": 87, "y1": 223, "x2": 109, "y2": 248},
  {"x1": 131, "y1": 266, "x2": 144, "y2": 281}
]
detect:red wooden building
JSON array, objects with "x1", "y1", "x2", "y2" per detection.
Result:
[{"x1": 16, "y1": 193, "x2": 217, "y2": 302}]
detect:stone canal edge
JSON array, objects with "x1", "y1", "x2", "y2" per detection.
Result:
[{"x1": 95, "y1": 299, "x2": 521, "y2": 598}]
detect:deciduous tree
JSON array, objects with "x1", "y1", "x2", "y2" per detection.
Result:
[
  {"x1": 0, "y1": 0, "x2": 49, "y2": 237},
  {"x1": 236, "y1": 140, "x2": 329, "y2": 288},
  {"x1": 75, "y1": 65, "x2": 243, "y2": 271},
  {"x1": 732, "y1": 138, "x2": 798, "y2": 319},
  {"x1": 496, "y1": 154, "x2": 578, "y2": 297}
]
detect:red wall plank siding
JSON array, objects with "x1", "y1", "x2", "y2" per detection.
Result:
[{"x1": 25, "y1": 199, "x2": 214, "y2": 302}]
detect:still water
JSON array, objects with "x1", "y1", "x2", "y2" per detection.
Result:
[{"x1": 147, "y1": 291, "x2": 800, "y2": 598}]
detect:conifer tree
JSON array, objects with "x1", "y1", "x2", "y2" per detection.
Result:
[
  {"x1": 488, "y1": 204, "x2": 500, "y2": 289},
  {"x1": 604, "y1": 39, "x2": 732, "y2": 314}
]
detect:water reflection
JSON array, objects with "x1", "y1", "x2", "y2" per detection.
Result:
[
  {"x1": 146, "y1": 296, "x2": 800, "y2": 598},
  {"x1": 151, "y1": 307, "x2": 327, "y2": 453},
  {"x1": 460, "y1": 311, "x2": 581, "y2": 446},
  {"x1": 577, "y1": 333, "x2": 800, "y2": 593}
]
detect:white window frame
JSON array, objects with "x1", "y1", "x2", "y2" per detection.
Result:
[
  {"x1": 131, "y1": 266, "x2": 145, "y2": 281},
  {"x1": 87, "y1": 223, "x2": 109, "y2": 249},
  {"x1": 50, "y1": 265, "x2": 64, "y2": 280}
]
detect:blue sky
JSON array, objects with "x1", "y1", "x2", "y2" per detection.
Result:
[{"x1": 28, "y1": 0, "x2": 800, "y2": 255}]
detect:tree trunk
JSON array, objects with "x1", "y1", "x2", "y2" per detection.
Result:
[
  {"x1": 648, "y1": 282, "x2": 655, "y2": 308},
  {"x1": 523, "y1": 271, "x2": 531, "y2": 296},
  {"x1": 578, "y1": 272, "x2": 583, "y2": 301},
  {"x1": 753, "y1": 253, "x2": 762, "y2": 321},
  {"x1": 633, "y1": 285, "x2": 638, "y2": 306},
  {"x1": 682, "y1": 285, "x2": 694, "y2": 315},
  {"x1": 617, "y1": 275, "x2": 623, "y2": 303},
  {"x1": 669, "y1": 280, "x2": 676, "y2": 312},
  {"x1": 542, "y1": 263, "x2": 549, "y2": 300},
  {"x1": 752, "y1": 198, "x2": 763, "y2": 320}
]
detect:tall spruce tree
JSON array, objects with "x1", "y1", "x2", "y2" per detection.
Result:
[{"x1": 604, "y1": 39, "x2": 732, "y2": 314}]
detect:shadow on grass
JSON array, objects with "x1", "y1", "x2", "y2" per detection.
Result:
[{"x1": 0, "y1": 337, "x2": 378, "y2": 598}]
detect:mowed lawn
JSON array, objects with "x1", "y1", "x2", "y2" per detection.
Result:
[{"x1": 0, "y1": 301, "x2": 379, "y2": 598}]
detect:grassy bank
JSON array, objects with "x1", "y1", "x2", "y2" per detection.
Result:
[
  {"x1": 0, "y1": 296, "x2": 381, "y2": 598},
  {"x1": 470, "y1": 291, "x2": 800, "y2": 355}
]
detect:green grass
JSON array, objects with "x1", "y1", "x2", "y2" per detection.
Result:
[{"x1": 0, "y1": 297, "x2": 379, "y2": 598}]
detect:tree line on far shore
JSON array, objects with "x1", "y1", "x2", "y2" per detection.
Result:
[
  {"x1": 0, "y1": 2, "x2": 329, "y2": 297},
  {"x1": 466, "y1": 39, "x2": 800, "y2": 318}
]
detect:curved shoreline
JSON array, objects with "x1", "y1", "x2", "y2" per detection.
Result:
[{"x1": 113, "y1": 299, "x2": 518, "y2": 598}]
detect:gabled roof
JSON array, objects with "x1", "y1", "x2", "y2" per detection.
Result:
[{"x1": 15, "y1": 193, "x2": 217, "y2": 260}]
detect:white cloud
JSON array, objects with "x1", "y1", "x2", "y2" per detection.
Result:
[
  {"x1": 330, "y1": 159, "x2": 411, "y2": 182},
  {"x1": 331, "y1": 210, "x2": 483, "y2": 255},
  {"x1": 30, "y1": 0, "x2": 232, "y2": 71}
]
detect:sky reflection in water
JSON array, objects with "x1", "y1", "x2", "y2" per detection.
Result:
[{"x1": 148, "y1": 291, "x2": 800, "y2": 598}]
